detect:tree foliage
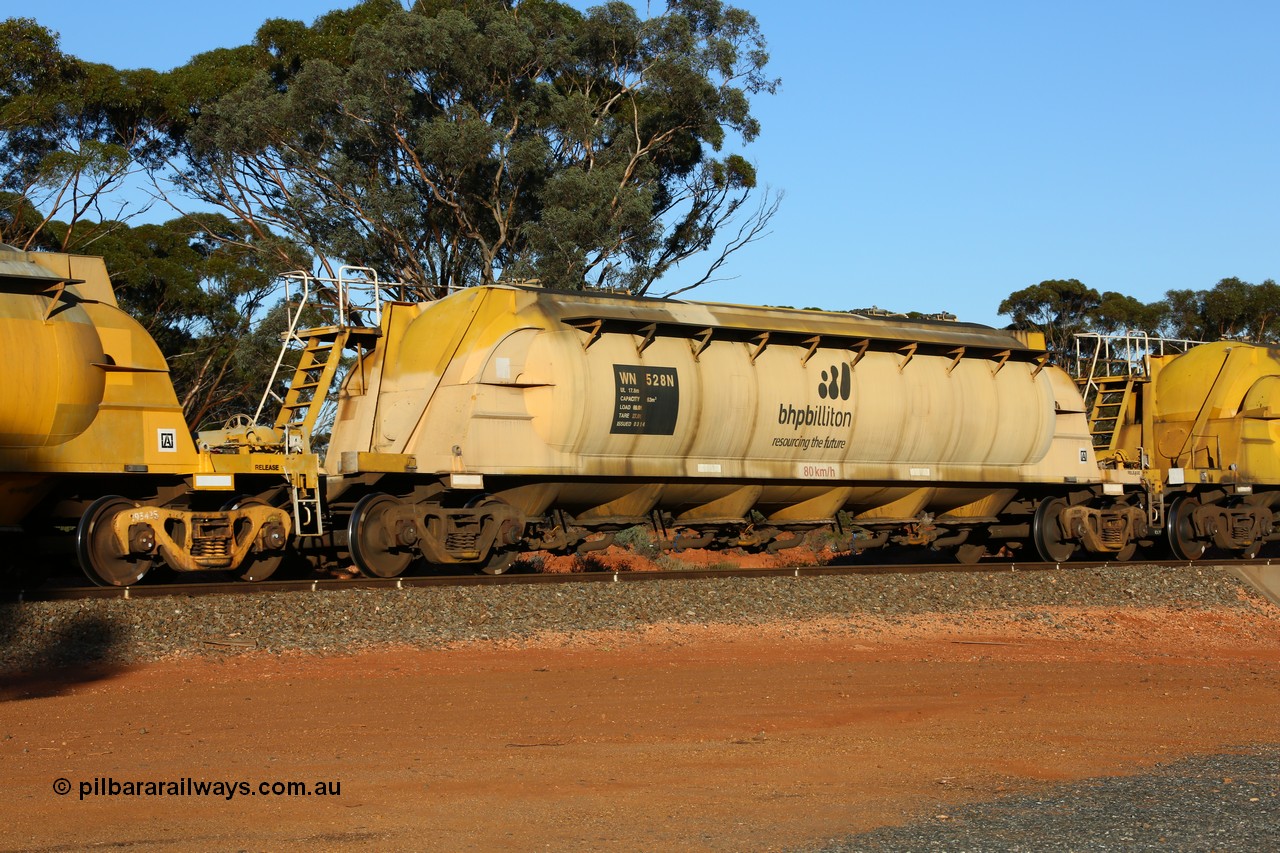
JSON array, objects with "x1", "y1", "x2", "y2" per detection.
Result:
[
  {"x1": 997, "y1": 279, "x2": 1101, "y2": 357},
  {"x1": 0, "y1": 3, "x2": 781, "y2": 430},
  {"x1": 1000, "y1": 276, "x2": 1280, "y2": 362},
  {"x1": 0, "y1": 18, "x2": 171, "y2": 251},
  {"x1": 168, "y1": 0, "x2": 780, "y2": 295}
]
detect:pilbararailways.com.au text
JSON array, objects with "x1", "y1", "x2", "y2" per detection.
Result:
[{"x1": 55, "y1": 776, "x2": 341, "y2": 801}]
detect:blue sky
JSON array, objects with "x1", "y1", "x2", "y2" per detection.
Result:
[{"x1": 20, "y1": 0, "x2": 1280, "y2": 327}]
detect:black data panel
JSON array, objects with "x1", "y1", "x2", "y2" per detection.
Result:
[{"x1": 611, "y1": 364, "x2": 679, "y2": 435}]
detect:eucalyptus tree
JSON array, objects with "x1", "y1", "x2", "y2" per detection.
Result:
[
  {"x1": 997, "y1": 278, "x2": 1103, "y2": 359},
  {"x1": 170, "y1": 0, "x2": 780, "y2": 296},
  {"x1": 1000, "y1": 276, "x2": 1280, "y2": 360},
  {"x1": 1091, "y1": 290, "x2": 1167, "y2": 336},
  {"x1": 2, "y1": 1, "x2": 781, "y2": 429},
  {"x1": 0, "y1": 17, "x2": 166, "y2": 251},
  {"x1": 1158, "y1": 277, "x2": 1280, "y2": 343}
]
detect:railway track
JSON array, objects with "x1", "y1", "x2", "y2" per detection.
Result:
[{"x1": 10, "y1": 558, "x2": 1280, "y2": 604}]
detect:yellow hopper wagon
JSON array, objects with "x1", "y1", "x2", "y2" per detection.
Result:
[
  {"x1": 0, "y1": 246, "x2": 309, "y2": 586},
  {"x1": 308, "y1": 281, "x2": 1141, "y2": 575}
]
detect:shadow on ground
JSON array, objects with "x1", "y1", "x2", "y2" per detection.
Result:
[{"x1": 0, "y1": 605, "x2": 130, "y2": 700}]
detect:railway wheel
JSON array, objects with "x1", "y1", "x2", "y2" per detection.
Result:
[
  {"x1": 348, "y1": 493, "x2": 415, "y2": 578},
  {"x1": 1166, "y1": 496, "x2": 1207, "y2": 561},
  {"x1": 1240, "y1": 508, "x2": 1274, "y2": 559},
  {"x1": 1032, "y1": 497, "x2": 1077, "y2": 563},
  {"x1": 481, "y1": 550, "x2": 518, "y2": 575},
  {"x1": 76, "y1": 496, "x2": 151, "y2": 587},
  {"x1": 223, "y1": 497, "x2": 285, "y2": 582}
]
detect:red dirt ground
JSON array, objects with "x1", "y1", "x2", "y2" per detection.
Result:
[{"x1": 3, "y1": 604, "x2": 1280, "y2": 852}]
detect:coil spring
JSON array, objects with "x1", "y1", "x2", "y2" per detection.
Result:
[
  {"x1": 1100, "y1": 517, "x2": 1126, "y2": 546},
  {"x1": 446, "y1": 532, "x2": 478, "y2": 552},
  {"x1": 192, "y1": 537, "x2": 231, "y2": 558}
]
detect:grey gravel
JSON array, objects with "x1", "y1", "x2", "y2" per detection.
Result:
[
  {"x1": 0, "y1": 563, "x2": 1267, "y2": 674},
  {"x1": 806, "y1": 747, "x2": 1280, "y2": 852}
]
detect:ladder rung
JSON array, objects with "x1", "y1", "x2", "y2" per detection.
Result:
[
  {"x1": 1084, "y1": 370, "x2": 1132, "y2": 461},
  {"x1": 271, "y1": 325, "x2": 364, "y2": 434}
]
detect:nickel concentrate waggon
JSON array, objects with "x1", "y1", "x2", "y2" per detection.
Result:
[
  {"x1": 3, "y1": 244, "x2": 1279, "y2": 594},
  {"x1": 0, "y1": 245, "x2": 305, "y2": 587}
]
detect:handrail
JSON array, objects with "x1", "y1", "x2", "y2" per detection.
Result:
[
  {"x1": 1072, "y1": 331, "x2": 1208, "y2": 384},
  {"x1": 253, "y1": 271, "x2": 313, "y2": 425},
  {"x1": 249, "y1": 266, "x2": 414, "y2": 433},
  {"x1": 334, "y1": 265, "x2": 413, "y2": 327}
]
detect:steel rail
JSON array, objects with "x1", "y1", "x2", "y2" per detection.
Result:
[{"x1": 8, "y1": 557, "x2": 1275, "y2": 603}]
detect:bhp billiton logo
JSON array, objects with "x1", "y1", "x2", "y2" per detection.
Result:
[
  {"x1": 778, "y1": 362, "x2": 854, "y2": 431},
  {"x1": 818, "y1": 363, "x2": 851, "y2": 401}
]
